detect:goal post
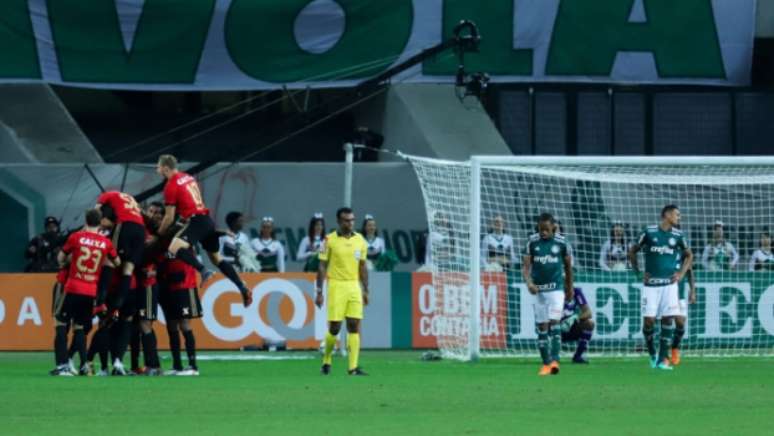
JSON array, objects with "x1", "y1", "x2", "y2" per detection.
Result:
[{"x1": 408, "y1": 154, "x2": 774, "y2": 360}]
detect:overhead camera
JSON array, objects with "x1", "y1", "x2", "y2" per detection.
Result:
[
  {"x1": 453, "y1": 20, "x2": 481, "y2": 53},
  {"x1": 452, "y1": 20, "x2": 489, "y2": 100}
]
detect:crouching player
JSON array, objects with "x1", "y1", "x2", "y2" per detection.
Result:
[
  {"x1": 159, "y1": 254, "x2": 202, "y2": 376},
  {"x1": 51, "y1": 209, "x2": 119, "y2": 376},
  {"x1": 560, "y1": 287, "x2": 594, "y2": 364},
  {"x1": 522, "y1": 213, "x2": 574, "y2": 376}
]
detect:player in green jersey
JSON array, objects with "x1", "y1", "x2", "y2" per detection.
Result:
[{"x1": 629, "y1": 205, "x2": 693, "y2": 370}]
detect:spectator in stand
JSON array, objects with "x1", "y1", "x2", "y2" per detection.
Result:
[
  {"x1": 251, "y1": 217, "x2": 286, "y2": 273},
  {"x1": 25, "y1": 216, "x2": 66, "y2": 272},
  {"x1": 361, "y1": 214, "x2": 397, "y2": 271},
  {"x1": 599, "y1": 221, "x2": 631, "y2": 272},
  {"x1": 701, "y1": 220, "x2": 739, "y2": 271},
  {"x1": 219, "y1": 212, "x2": 252, "y2": 272},
  {"x1": 424, "y1": 212, "x2": 456, "y2": 269},
  {"x1": 481, "y1": 215, "x2": 517, "y2": 272},
  {"x1": 297, "y1": 213, "x2": 325, "y2": 272},
  {"x1": 361, "y1": 214, "x2": 384, "y2": 267},
  {"x1": 749, "y1": 230, "x2": 774, "y2": 272}
]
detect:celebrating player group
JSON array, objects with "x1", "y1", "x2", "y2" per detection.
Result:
[
  {"x1": 51, "y1": 154, "x2": 252, "y2": 376},
  {"x1": 522, "y1": 204, "x2": 694, "y2": 375}
]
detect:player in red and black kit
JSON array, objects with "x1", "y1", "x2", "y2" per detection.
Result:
[
  {"x1": 159, "y1": 254, "x2": 203, "y2": 375},
  {"x1": 129, "y1": 201, "x2": 165, "y2": 376},
  {"x1": 52, "y1": 263, "x2": 82, "y2": 373},
  {"x1": 51, "y1": 209, "x2": 119, "y2": 376},
  {"x1": 155, "y1": 154, "x2": 252, "y2": 307},
  {"x1": 52, "y1": 266, "x2": 68, "y2": 318},
  {"x1": 94, "y1": 190, "x2": 147, "y2": 371}
]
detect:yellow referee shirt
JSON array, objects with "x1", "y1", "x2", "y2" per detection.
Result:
[{"x1": 319, "y1": 231, "x2": 367, "y2": 281}]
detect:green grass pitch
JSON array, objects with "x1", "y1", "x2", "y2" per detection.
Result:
[{"x1": 1, "y1": 351, "x2": 772, "y2": 435}]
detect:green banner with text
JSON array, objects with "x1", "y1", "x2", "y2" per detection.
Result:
[{"x1": 0, "y1": 0, "x2": 755, "y2": 89}]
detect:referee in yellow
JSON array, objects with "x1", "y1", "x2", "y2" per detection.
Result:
[{"x1": 315, "y1": 207, "x2": 369, "y2": 376}]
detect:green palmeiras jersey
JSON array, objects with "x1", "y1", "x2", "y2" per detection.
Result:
[
  {"x1": 523, "y1": 233, "x2": 571, "y2": 292},
  {"x1": 637, "y1": 225, "x2": 689, "y2": 286}
]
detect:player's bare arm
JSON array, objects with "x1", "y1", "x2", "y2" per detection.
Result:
[
  {"x1": 359, "y1": 259, "x2": 369, "y2": 306},
  {"x1": 687, "y1": 267, "x2": 697, "y2": 304},
  {"x1": 628, "y1": 243, "x2": 641, "y2": 275},
  {"x1": 579, "y1": 304, "x2": 593, "y2": 322},
  {"x1": 56, "y1": 251, "x2": 67, "y2": 268},
  {"x1": 521, "y1": 255, "x2": 537, "y2": 294},
  {"x1": 103, "y1": 255, "x2": 120, "y2": 269},
  {"x1": 315, "y1": 260, "x2": 327, "y2": 308},
  {"x1": 158, "y1": 205, "x2": 177, "y2": 237},
  {"x1": 563, "y1": 255, "x2": 574, "y2": 301},
  {"x1": 673, "y1": 248, "x2": 694, "y2": 283}
]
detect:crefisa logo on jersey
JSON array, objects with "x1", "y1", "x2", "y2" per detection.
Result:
[
  {"x1": 534, "y1": 254, "x2": 559, "y2": 264},
  {"x1": 650, "y1": 245, "x2": 675, "y2": 255},
  {"x1": 669, "y1": 238, "x2": 676, "y2": 247}
]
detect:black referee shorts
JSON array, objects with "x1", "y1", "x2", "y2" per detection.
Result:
[
  {"x1": 175, "y1": 214, "x2": 219, "y2": 253},
  {"x1": 113, "y1": 221, "x2": 146, "y2": 266}
]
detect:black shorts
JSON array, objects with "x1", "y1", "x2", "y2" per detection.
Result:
[
  {"x1": 113, "y1": 221, "x2": 146, "y2": 266},
  {"x1": 52, "y1": 282, "x2": 65, "y2": 317},
  {"x1": 160, "y1": 288, "x2": 202, "y2": 320},
  {"x1": 136, "y1": 285, "x2": 159, "y2": 321},
  {"x1": 176, "y1": 214, "x2": 219, "y2": 253},
  {"x1": 561, "y1": 322, "x2": 583, "y2": 342},
  {"x1": 54, "y1": 293, "x2": 94, "y2": 327}
]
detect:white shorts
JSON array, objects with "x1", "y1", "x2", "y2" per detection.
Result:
[
  {"x1": 534, "y1": 291, "x2": 565, "y2": 324},
  {"x1": 641, "y1": 283, "x2": 680, "y2": 318},
  {"x1": 677, "y1": 299, "x2": 688, "y2": 318}
]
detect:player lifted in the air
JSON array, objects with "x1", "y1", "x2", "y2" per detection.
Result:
[
  {"x1": 628, "y1": 204, "x2": 693, "y2": 370},
  {"x1": 560, "y1": 287, "x2": 594, "y2": 364},
  {"x1": 155, "y1": 154, "x2": 252, "y2": 306},
  {"x1": 522, "y1": 213, "x2": 574, "y2": 376},
  {"x1": 94, "y1": 190, "x2": 147, "y2": 373},
  {"x1": 315, "y1": 207, "x2": 370, "y2": 376}
]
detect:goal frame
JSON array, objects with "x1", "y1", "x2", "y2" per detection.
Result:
[{"x1": 467, "y1": 155, "x2": 774, "y2": 361}]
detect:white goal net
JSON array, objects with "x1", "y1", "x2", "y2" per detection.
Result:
[{"x1": 408, "y1": 155, "x2": 774, "y2": 360}]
